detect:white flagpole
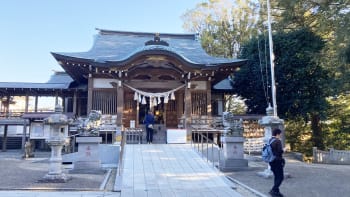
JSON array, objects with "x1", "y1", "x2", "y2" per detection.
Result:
[{"x1": 267, "y1": 0, "x2": 277, "y2": 117}]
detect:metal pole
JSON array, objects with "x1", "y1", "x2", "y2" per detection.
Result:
[
  {"x1": 267, "y1": 0, "x2": 277, "y2": 117},
  {"x1": 207, "y1": 131, "x2": 209, "y2": 163}
]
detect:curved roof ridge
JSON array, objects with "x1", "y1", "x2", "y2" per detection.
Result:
[{"x1": 96, "y1": 28, "x2": 197, "y2": 40}]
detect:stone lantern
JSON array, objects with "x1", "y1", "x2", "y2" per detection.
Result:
[
  {"x1": 219, "y1": 112, "x2": 248, "y2": 171},
  {"x1": 257, "y1": 104, "x2": 284, "y2": 178},
  {"x1": 40, "y1": 105, "x2": 71, "y2": 182}
]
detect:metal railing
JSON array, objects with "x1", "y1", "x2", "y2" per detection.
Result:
[
  {"x1": 191, "y1": 129, "x2": 223, "y2": 168},
  {"x1": 117, "y1": 130, "x2": 126, "y2": 175},
  {"x1": 124, "y1": 127, "x2": 143, "y2": 144}
]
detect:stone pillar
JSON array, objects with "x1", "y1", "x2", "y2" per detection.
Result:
[{"x1": 257, "y1": 104, "x2": 284, "y2": 178}]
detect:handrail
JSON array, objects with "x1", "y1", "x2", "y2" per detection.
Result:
[
  {"x1": 114, "y1": 128, "x2": 126, "y2": 192},
  {"x1": 117, "y1": 129, "x2": 126, "y2": 176},
  {"x1": 191, "y1": 129, "x2": 223, "y2": 168}
]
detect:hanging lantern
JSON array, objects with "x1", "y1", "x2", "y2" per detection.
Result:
[
  {"x1": 138, "y1": 94, "x2": 142, "y2": 102},
  {"x1": 141, "y1": 96, "x2": 146, "y2": 104},
  {"x1": 171, "y1": 92, "x2": 175, "y2": 100},
  {"x1": 134, "y1": 92, "x2": 138, "y2": 101},
  {"x1": 157, "y1": 96, "x2": 161, "y2": 104}
]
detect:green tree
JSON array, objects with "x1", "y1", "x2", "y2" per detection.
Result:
[
  {"x1": 324, "y1": 94, "x2": 350, "y2": 150},
  {"x1": 234, "y1": 28, "x2": 329, "y2": 149},
  {"x1": 273, "y1": 0, "x2": 350, "y2": 93},
  {"x1": 182, "y1": 0, "x2": 260, "y2": 57}
]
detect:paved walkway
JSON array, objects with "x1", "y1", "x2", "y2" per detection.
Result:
[
  {"x1": 120, "y1": 144, "x2": 242, "y2": 197},
  {"x1": 0, "y1": 191, "x2": 116, "y2": 197}
]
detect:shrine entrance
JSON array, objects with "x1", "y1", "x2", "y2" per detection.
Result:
[{"x1": 122, "y1": 82, "x2": 184, "y2": 129}]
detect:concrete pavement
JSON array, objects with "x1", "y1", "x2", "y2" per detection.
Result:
[{"x1": 119, "y1": 144, "x2": 242, "y2": 197}]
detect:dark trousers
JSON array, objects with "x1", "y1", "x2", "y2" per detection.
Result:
[
  {"x1": 146, "y1": 127, "x2": 153, "y2": 143},
  {"x1": 270, "y1": 159, "x2": 284, "y2": 193}
]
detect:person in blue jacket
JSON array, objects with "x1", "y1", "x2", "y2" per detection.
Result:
[{"x1": 144, "y1": 110, "x2": 155, "y2": 144}]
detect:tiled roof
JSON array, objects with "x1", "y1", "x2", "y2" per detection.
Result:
[
  {"x1": 53, "y1": 29, "x2": 246, "y2": 66},
  {"x1": 0, "y1": 72, "x2": 76, "y2": 90},
  {"x1": 0, "y1": 82, "x2": 70, "y2": 89},
  {"x1": 213, "y1": 77, "x2": 234, "y2": 90}
]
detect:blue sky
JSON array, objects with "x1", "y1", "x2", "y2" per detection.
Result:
[{"x1": 0, "y1": 0, "x2": 203, "y2": 83}]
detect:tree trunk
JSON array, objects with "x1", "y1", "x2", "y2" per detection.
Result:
[{"x1": 311, "y1": 113, "x2": 324, "y2": 150}]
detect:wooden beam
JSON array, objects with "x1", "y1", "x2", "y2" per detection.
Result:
[{"x1": 126, "y1": 81, "x2": 184, "y2": 90}]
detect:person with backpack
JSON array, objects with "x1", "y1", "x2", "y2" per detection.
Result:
[{"x1": 269, "y1": 128, "x2": 285, "y2": 197}]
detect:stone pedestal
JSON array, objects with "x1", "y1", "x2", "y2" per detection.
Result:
[
  {"x1": 257, "y1": 105, "x2": 285, "y2": 178},
  {"x1": 40, "y1": 140, "x2": 71, "y2": 182},
  {"x1": 219, "y1": 136, "x2": 248, "y2": 172},
  {"x1": 71, "y1": 136, "x2": 105, "y2": 174}
]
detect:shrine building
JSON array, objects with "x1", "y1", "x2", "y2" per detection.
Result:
[{"x1": 0, "y1": 29, "x2": 248, "y2": 147}]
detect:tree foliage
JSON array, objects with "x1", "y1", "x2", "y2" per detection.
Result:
[
  {"x1": 182, "y1": 0, "x2": 350, "y2": 151},
  {"x1": 273, "y1": 0, "x2": 350, "y2": 93},
  {"x1": 182, "y1": 0, "x2": 260, "y2": 57},
  {"x1": 323, "y1": 94, "x2": 350, "y2": 150},
  {"x1": 234, "y1": 28, "x2": 329, "y2": 149}
]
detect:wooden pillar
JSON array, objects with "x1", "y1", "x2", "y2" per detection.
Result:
[
  {"x1": 184, "y1": 81, "x2": 192, "y2": 141},
  {"x1": 34, "y1": 95, "x2": 38, "y2": 112},
  {"x1": 62, "y1": 96, "x2": 66, "y2": 112},
  {"x1": 21, "y1": 121, "x2": 27, "y2": 152},
  {"x1": 25, "y1": 94, "x2": 29, "y2": 113},
  {"x1": 136, "y1": 100, "x2": 139, "y2": 127},
  {"x1": 87, "y1": 76, "x2": 93, "y2": 113},
  {"x1": 177, "y1": 91, "x2": 184, "y2": 118},
  {"x1": 2, "y1": 125, "x2": 8, "y2": 152},
  {"x1": 206, "y1": 81, "x2": 212, "y2": 117},
  {"x1": 73, "y1": 91, "x2": 77, "y2": 116},
  {"x1": 163, "y1": 101, "x2": 167, "y2": 127},
  {"x1": 55, "y1": 92, "x2": 59, "y2": 106},
  {"x1": 116, "y1": 84, "x2": 124, "y2": 126},
  {"x1": 2, "y1": 95, "x2": 10, "y2": 152}
]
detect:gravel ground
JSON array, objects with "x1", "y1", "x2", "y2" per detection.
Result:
[
  {"x1": 0, "y1": 150, "x2": 108, "y2": 190},
  {"x1": 228, "y1": 155, "x2": 350, "y2": 197}
]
